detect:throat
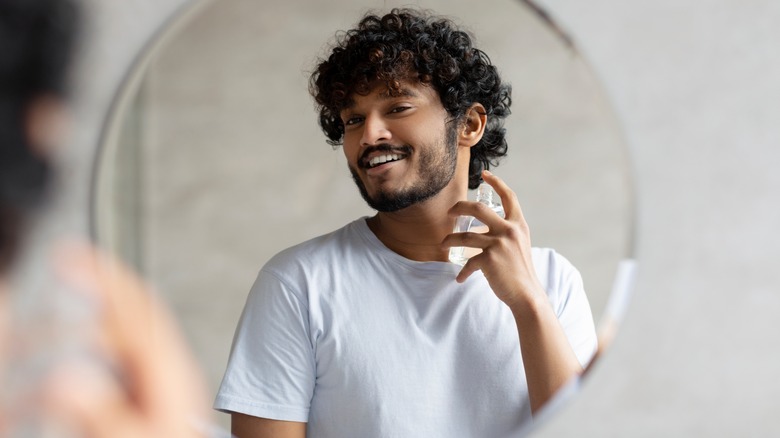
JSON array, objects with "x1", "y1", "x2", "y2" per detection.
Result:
[{"x1": 366, "y1": 214, "x2": 452, "y2": 262}]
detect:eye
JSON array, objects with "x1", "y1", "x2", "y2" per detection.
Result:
[
  {"x1": 343, "y1": 115, "x2": 364, "y2": 126},
  {"x1": 389, "y1": 105, "x2": 412, "y2": 114}
]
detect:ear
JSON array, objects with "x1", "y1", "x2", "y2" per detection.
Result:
[
  {"x1": 458, "y1": 103, "x2": 487, "y2": 148},
  {"x1": 25, "y1": 94, "x2": 68, "y2": 156}
]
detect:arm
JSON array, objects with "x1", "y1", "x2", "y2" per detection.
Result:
[
  {"x1": 42, "y1": 243, "x2": 211, "y2": 437},
  {"x1": 442, "y1": 170, "x2": 584, "y2": 414},
  {"x1": 509, "y1": 290, "x2": 584, "y2": 413},
  {"x1": 231, "y1": 413, "x2": 305, "y2": 438}
]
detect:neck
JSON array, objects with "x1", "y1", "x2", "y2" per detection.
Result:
[{"x1": 367, "y1": 182, "x2": 468, "y2": 262}]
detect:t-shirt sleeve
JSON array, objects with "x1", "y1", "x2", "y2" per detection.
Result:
[
  {"x1": 213, "y1": 269, "x2": 315, "y2": 422},
  {"x1": 545, "y1": 250, "x2": 598, "y2": 367}
]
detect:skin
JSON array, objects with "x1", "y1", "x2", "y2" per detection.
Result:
[
  {"x1": 234, "y1": 80, "x2": 584, "y2": 436},
  {"x1": 232, "y1": 414, "x2": 306, "y2": 438},
  {"x1": 345, "y1": 83, "x2": 459, "y2": 214},
  {"x1": 39, "y1": 244, "x2": 211, "y2": 437},
  {"x1": 25, "y1": 94, "x2": 69, "y2": 156}
]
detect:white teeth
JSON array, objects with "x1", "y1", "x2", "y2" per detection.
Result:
[{"x1": 369, "y1": 153, "x2": 402, "y2": 168}]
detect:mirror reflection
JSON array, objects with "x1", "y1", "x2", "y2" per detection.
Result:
[{"x1": 93, "y1": 0, "x2": 634, "y2": 432}]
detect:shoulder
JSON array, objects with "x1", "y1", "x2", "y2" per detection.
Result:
[
  {"x1": 261, "y1": 218, "x2": 368, "y2": 277},
  {"x1": 242, "y1": 222, "x2": 361, "y2": 309},
  {"x1": 531, "y1": 247, "x2": 584, "y2": 307},
  {"x1": 531, "y1": 247, "x2": 579, "y2": 281}
]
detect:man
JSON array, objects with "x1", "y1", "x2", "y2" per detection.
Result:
[
  {"x1": 0, "y1": 0, "x2": 215, "y2": 436},
  {"x1": 215, "y1": 9, "x2": 597, "y2": 437}
]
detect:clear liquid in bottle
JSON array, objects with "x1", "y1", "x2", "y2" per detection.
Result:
[{"x1": 448, "y1": 183, "x2": 505, "y2": 266}]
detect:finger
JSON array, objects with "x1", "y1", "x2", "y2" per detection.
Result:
[
  {"x1": 481, "y1": 170, "x2": 525, "y2": 223},
  {"x1": 448, "y1": 200, "x2": 506, "y2": 230},
  {"x1": 441, "y1": 231, "x2": 493, "y2": 250},
  {"x1": 455, "y1": 254, "x2": 484, "y2": 283}
]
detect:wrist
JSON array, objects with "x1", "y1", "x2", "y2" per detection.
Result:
[{"x1": 507, "y1": 283, "x2": 549, "y2": 320}]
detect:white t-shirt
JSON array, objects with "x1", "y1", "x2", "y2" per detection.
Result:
[{"x1": 214, "y1": 218, "x2": 597, "y2": 437}]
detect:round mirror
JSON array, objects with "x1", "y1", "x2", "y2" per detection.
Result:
[{"x1": 92, "y1": 0, "x2": 635, "y2": 429}]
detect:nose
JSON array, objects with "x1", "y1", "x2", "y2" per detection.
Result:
[{"x1": 359, "y1": 113, "x2": 391, "y2": 147}]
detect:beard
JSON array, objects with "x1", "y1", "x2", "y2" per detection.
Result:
[{"x1": 349, "y1": 122, "x2": 459, "y2": 212}]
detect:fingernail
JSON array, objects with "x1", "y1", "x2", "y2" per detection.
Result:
[{"x1": 483, "y1": 170, "x2": 493, "y2": 176}]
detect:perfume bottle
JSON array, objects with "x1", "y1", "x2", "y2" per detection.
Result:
[{"x1": 448, "y1": 182, "x2": 505, "y2": 266}]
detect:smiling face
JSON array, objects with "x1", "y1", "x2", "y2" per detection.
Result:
[{"x1": 341, "y1": 81, "x2": 460, "y2": 212}]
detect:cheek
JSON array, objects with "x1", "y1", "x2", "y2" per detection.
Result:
[
  {"x1": 343, "y1": 149, "x2": 359, "y2": 169},
  {"x1": 341, "y1": 139, "x2": 359, "y2": 161}
]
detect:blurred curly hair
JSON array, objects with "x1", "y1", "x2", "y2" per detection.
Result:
[
  {"x1": 0, "y1": 0, "x2": 79, "y2": 272},
  {"x1": 309, "y1": 8, "x2": 512, "y2": 189}
]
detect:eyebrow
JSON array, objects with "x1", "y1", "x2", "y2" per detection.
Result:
[
  {"x1": 377, "y1": 87, "x2": 419, "y2": 99},
  {"x1": 342, "y1": 87, "x2": 420, "y2": 112}
]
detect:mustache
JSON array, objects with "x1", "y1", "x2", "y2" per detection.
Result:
[{"x1": 359, "y1": 144, "x2": 412, "y2": 168}]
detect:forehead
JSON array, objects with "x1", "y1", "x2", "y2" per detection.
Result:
[{"x1": 343, "y1": 81, "x2": 439, "y2": 110}]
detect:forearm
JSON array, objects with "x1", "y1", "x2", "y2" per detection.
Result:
[
  {"x1": 231, "y1": 413, "x2": 306, "y2": 438},
  {"x1": 510, "y1": 293, "x2": 583, "y2": 415}
]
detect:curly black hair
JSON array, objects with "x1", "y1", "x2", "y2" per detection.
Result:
[{"x1": 309, "y1": 8, "x2": 512, "y2": 189}]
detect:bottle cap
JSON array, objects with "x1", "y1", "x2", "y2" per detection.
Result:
[{"x1": 476, "y1": 183, "x2": 496, "y2": 205}]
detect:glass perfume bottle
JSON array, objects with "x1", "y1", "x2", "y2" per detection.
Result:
[{"x1": 448, "y1": 182, "x2": 505, "y2": 266}]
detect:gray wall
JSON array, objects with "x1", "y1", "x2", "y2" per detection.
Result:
[{"x1": 50, "y1": 0, "x2": 780, "y2": 435}]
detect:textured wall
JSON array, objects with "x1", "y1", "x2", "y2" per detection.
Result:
[
  {"x1": 50, "y1": 0, "x2": 780, "y2": 436},
  {"x1": 533, "y1": 1, "x2": 780, "y2": 436}
]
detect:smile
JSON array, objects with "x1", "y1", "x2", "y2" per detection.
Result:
[
  {"x1": 367, "y1": 153, "x2": 405, "y2": 168},
  {"x1": 359, "y1": 146, "x2": 412, "y2": 169}
]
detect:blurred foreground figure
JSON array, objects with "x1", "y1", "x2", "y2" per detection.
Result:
[{"x1": 0, "y1": 0, "x2": 215, "y2": 436}]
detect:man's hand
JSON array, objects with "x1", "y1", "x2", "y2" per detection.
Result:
[
  {"x1": 442, "y1": 170, "x2": 584, "y2": 414},
  {"x1": 442, "y1": 170, "x2": 546, "y2": 310}
]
